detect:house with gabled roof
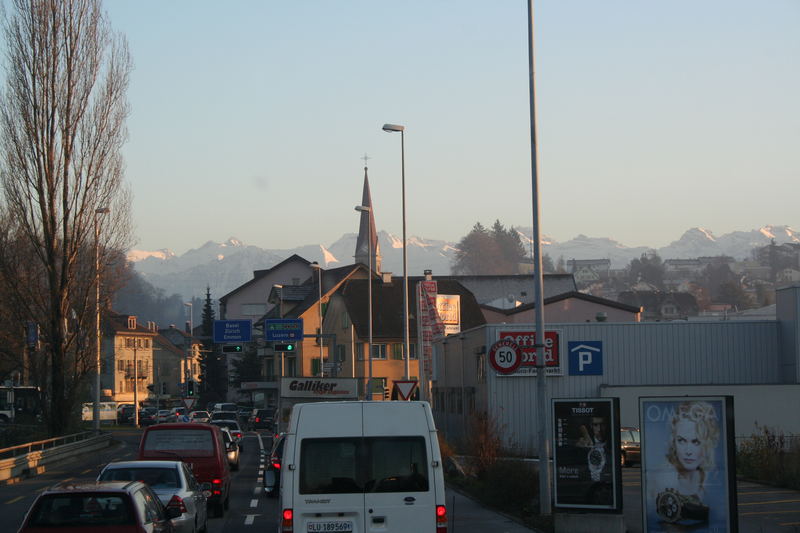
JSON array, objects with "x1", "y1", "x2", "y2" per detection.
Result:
[
  {"x1": 102, "y1": 313, "x2": 157, "y2": 404},
  {"x1": 480, "y1": 291, "x2": 641, "y2": 324}
]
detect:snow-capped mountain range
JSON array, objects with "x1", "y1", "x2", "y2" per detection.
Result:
[{"x1": 129, "y1": 225, "x2": 799, "y2": 301}]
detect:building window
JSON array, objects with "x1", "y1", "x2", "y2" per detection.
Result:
[
  {"x1": 312, "y1": 358, "x2": 321, "y2": 376},
  {"x1": 391, "y1": 343, "x2": 403, "y2": 360},
  {"x1": 341, "y1": 313, "x2": 350, "y2": 329},
  {"x1": 127, "y1": 316, "x2": 136, "y2": 329},
  {"x1": 285, "y1": 356, "x2": 296, "y2": 377},
  {"x1": 117, "y1": 360, "x2": 126, "y2": 372},
  {"x1": 336, "y1": 344, "x2": 345, "y2": 362},
  {"x1": 356, "y1": 343, "x2": 364, "y2": 361},
  {"x1": 125, "y1": 338, "x2": 134, "y2": 348},
  {"x1": 409, "y1": 343, "x2": 418, "y2": 360},
  {"x1": 372, "y1": 344, "x2": 387, "y2": 360}
]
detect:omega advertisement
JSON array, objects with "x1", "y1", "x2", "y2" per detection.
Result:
[
  {"x1": 640, "y1": 396, "x2": 737, "y2": 533},
  {"x1": 552, "y1": 398, "x2": 621, "y2": 511}
]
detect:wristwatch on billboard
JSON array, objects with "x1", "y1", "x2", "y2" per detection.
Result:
[
  {"x1": 587, "y1": 444, "x2": 605, "y2": 481},
  {"x1": 656, "y1": 488, "x2": 710, "y2": 523}
]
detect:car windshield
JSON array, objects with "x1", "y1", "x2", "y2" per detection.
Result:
[
  {"x1": 99, "y1": 467, "x2": 181, "y2": 490},
  {"x1": 211, "y1": 411, "x2": 238, "y2": 420},
  {"x1": 191, "y1": 411, "x2": 209, "y2": 417},
  {"x1": 28, "y1": 493, "x2": 134, "y2": 526},
  {"x1": 212, "y1": 421, "x2": 240, "y2": 431}
]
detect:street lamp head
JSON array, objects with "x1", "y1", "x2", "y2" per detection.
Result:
[
  {"x1": 354, "y1": 205, "x2": 371, "y2": 213},
  {"x1": 309, "y1": 261, "x2": 321, "y2": 270},
  {"x1": 382, "y1": 123, "x2": 404, "y2": 133}
]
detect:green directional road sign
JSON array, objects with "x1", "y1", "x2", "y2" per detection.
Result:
[{"x1": 222, "y1": 345, "x2": 243, "y2": 353}]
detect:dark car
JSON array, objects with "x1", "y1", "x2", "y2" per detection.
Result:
[
  {"x1": 250, "y1": 408, "x2": 273, "y2": 431},
  {"x1": 18, "y1": 480, "x2": 179, "y2": 532},
  {"x1": 262, "y1": 433, "x2": 285, "y2": 498},
  {"x1": 116, "y1": 404, "x2": 135, "y2": 424},
  {"x1": 620, "y1": 426, "x2": 640, "y2": 467},
  {"x1": 139, "y1": 407, "x2": 158, "y2": 427}
]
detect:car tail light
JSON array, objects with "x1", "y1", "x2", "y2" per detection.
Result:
[
  {"x1": 255, "y1": 417, "x2": 261, "y2": 423},
  {"x1": 234, "y1": 432, "x2": 242, "y2": 439},
  {"x1": 167, "y1": 495, "x2": 187, "y2": 514},
  {"x1": 281, "y1": 508, "x2": 293, "y2": 532},
  {"x1": 436, "y1": 505, "x2": 447, "y2": 533},
  {"x1": 272, "y1": 461, "x2": 281, "y2": 469},
  {"x1": 212, "y1": 478, "x2": 222, "y2": 496}
]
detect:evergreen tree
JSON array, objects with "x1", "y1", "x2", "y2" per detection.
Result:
[
  {"x1": 199, "y1": 286, "x2": 227, "y2": 404},
  {"x1": 542, "y1": 254, "x2": 555, "y2": 273},
  {"x1": 628, "y1": 251, "x2": 665, "y2": 288},
  {"x1": 231, "y1": 345, "x2": 262, "y2": 388},
  {"x1": 452, "y1": 220, "x2": 526, "y2": 275}
]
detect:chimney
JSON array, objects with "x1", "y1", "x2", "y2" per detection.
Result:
[
  {"x1": 382, "y1": 272, "x2": 393, "y2": 284},
  {"x1": 424, "y1": 269, "x2": 433, "y2": 281}
]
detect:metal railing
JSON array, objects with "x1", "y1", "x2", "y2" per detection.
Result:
[{"x1": 0, "y1": 430, "x2": 97, "y2": 460}]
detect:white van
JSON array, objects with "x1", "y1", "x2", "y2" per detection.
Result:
[{"x1": 272, "y1": 401, "x2": 448, "y2": 533}]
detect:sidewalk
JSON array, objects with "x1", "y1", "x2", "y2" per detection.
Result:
[{"x1": 446, "y1": 485, "x2": 539, "y2": 533}]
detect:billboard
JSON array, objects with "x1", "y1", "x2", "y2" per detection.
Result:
[
  {"x1": 280, "y1": 377, "x2": 358, "y2": 399},
  {"x1": 553, "y1": 398, "x2": 622, "y2": 510},
  {"x1": 640, "y1": 396, "x2": 737, "y2": 533}
]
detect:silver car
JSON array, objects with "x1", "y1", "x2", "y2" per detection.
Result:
[
  {"x1": 216, "y1": 426, "x2": 240, "y2": 471},
  {"x1": 97, "y1": 460, "x2": 209, "y2": 533}
]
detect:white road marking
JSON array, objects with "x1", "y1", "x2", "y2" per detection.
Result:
[
  {"x1": 253, "y1": 486, "x2": 261, "y2": 496},
  {"x1": 258, "y1": 470, "x2": 264, "y2": 477},
  {"x1": 245, "y1": 515, "x2": 255, "y2": 525},
  {"x1": 250, "y1": 499, "x2": 258, "y2": 508}
]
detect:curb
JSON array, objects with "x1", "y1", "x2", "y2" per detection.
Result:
[{"x1": 446, "y1": 482, "x2": 545, "y2": 533}]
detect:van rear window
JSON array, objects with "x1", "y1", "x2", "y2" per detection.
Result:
[
  {"x1": 143, "y1": 429, "x2": 214, "y2": 457},
  {"x1": 300, "y1": 437, "x2": 429, "y2": 494}
]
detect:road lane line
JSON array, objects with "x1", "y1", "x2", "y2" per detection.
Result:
[
  {"x1": 741, "y1": 510, "x2": 800, "y2": 516},
  {"x1": 250, "y1": 499, "x2": 258, "y2": 508},
  {"x1": 738, "y1": 499, "x2": 800, "y2": 506},
  {"x1": 6, "y1": 495, "x2": 25, "y2": 504},
  {"x1": 245, "y1": 515, "x2": 255, "y2": 525},
  {"x1": 258, "y1": 470, "x2": 264, "y2": 477},
  {"x1": 779, "y1": 522, "x2": 800, "y2": 526},
  {"x1": 254, "y1": 486, "x2": 261, "y2": 496},
  {"x1": 81, "y1": 469, "x2": 92, "y2": 474}
]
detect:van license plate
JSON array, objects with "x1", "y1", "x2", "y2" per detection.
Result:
[{"x1": 307, "y1": 521, "x2": 353, "y2": 532}]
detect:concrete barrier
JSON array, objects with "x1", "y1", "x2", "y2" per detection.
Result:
[{"x1": 0, "y1": 432, "x2": 112, "y2": 484}]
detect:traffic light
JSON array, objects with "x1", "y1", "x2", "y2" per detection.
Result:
[
  {"x1": 222, "y1": 345, "x2": 243, "y2": 353},
  {"x1": 187, "y1": 381, "x2": 195, "y2": 396},
  {"x1": 274, "y1": 343, "x2": 296, "y2": 352}
]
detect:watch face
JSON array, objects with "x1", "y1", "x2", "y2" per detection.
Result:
[
  {"x1": 588, "y1": 447, "x2": 604, "y2": 467},
  {"x1": 657, "y1": 490, "x2": 682, "y2": 522}
]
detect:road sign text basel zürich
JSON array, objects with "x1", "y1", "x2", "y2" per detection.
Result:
[
  {"x1": 265, "y1": 318, "x2": 303, "y2": 342},
  {"x1": 213, "y1": 320, "x2": 253, "y2": 343}
]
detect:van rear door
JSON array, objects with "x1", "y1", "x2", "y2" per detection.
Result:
[
  {"x1": 294, "y1": 402, "x2": 365, "y2": 533},
  {"x1": 362, "y1": 402, "x2": 437, "y2": 532}
]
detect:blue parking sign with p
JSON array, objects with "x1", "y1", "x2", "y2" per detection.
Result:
[{"x1": 568, "y1": 341, "x2": 603, "y2": 375}]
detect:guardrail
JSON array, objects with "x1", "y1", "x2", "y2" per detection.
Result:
[{"x1": 0, "y1": 431, "x2": 112, "y2": 483}]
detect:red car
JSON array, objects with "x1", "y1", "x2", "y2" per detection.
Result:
[{"x1": 18, "y1": 480, "x2": 180, "y2": 532}]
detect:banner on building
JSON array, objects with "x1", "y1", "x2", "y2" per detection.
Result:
[
  {"x1": 496, "y1": 330, "x2": 562, "y2": 376},
  {"x1": 416, "y1": 281, "x2": 441, "y2": 378},
  {"x1": 436, "y1": 294, "x2": 461, "y2": 336},
  {"x1": 280, "y1": 377, "x2": 358, "y2": 399},
  {"x1": 639, "y1": 396, "x2": 737, "y2": 533},
  {"x1": 553, "y1": 398, "x2": 622, "y2": 511}
]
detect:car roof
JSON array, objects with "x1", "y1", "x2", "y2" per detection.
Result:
[
  {"x1": 43, "y1": 481, "x2": 144, "y2": 494},
  {"x1": 102, "y1": 460, "x2": 184, "y2": 469}
]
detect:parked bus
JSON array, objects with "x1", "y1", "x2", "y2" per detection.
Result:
[{"x1": 0, "y1": 385, "x2": 42, "y2": 425}]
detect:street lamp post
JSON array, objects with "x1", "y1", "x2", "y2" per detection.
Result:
[
  {"x1": 92, "y1": 207, "x2": 109, "y2": 432},
  {"x1": 354, "y1": 205, "x2": 373, "y2": 399},
  {"x1": 382, "y1": 123, "x2": 410, "y2": 380},
  {"x1": 184, "y1": 302, "x2": 193, "y2": 392},
  {"x1": 309, "y1": 262, "x2": 324, "y2": 377}
]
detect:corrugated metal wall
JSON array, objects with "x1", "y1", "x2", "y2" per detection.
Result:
[{"x1": 433, "y1": 320, "x2": 781, "y2": 455}]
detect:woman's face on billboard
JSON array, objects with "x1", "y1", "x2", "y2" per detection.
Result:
[{"x1": 674, "y1": 419, "x2": 704, "y2": 471}]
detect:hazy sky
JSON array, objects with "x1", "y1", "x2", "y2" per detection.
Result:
[{"x1": 104, "y1": 1, "x2": 799, "y2": 255}]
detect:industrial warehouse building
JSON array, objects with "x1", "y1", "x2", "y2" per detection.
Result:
[{"x1": 431, "y1": 284, "x2": 800, "y2": 455}]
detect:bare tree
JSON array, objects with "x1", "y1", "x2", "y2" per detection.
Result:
[{"x1": 0, "y1": 0, "x2": 133, "y2": 435}]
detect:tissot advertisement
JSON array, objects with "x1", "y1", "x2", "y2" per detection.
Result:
[
  {"x1": 640, "y1": 396, "x2": 737, "y2": 533},
  {"x1": 553, "y1": 398, "x2": 621, "y2": 510}
]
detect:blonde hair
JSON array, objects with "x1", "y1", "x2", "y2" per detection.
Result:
[{"x1": 666, "y1": 401, "x2": 720, "y2": 476}]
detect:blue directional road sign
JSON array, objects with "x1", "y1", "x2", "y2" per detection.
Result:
[
  {"x1": 265, "y1": 318, "x2": 303, "y2": 342},
  {"x1": 568, "y1": 341, "x2": 603, "y2": 375},
  {"x1": 213, "y1": 320, "x2": 253, "y2": 344}
]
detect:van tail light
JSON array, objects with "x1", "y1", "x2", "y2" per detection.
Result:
[
  {"x1": 281, "y1": 508, "x2": 293, "y2": 532},
  {"x1": 255, "y1": 417, "x2": 261, "y2": 423},
  {"x1": 272, "y1": 461, "x2": 281, "y2": 469},
  {"x1": 436, "y1": 505, "x2": 447, "y2": 533},
  {"x1": 212, "y1": 478, "x2": 222, "y2": 496},
  {"x1": 166, "y1": 495, "x2": 187, "y2": 514}
]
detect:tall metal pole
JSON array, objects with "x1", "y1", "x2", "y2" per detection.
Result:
[
  {"x1": 368, "y1": 214, "x2": 373, "y2": 398},
  {"x1": 527, "y1": 0, "x2": 551, "y2": 515},
  {"x1": 92, "y1": 207, "x2": 109, "y2": 432},
  {"x1": 133, "y1": 344, "x2": 139, "y2": 426},
  {"x1": 93, "y1": 213, "x2": 101, "y2": 431},
  {"x1": 400, "y1": 130, "x2": 410, "y2": 380}
]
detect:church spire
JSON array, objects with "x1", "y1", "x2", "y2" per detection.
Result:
[{"x1": 355, "y1": 162, "x2": 381, "y2": 273}]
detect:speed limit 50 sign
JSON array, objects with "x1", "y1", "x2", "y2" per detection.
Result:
[{"x1": 488, "y1": 339, "x2": 522, "y2": 374}]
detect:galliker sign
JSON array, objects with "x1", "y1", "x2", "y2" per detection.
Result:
[{"x1": 280, "y1": 377, "x2": 358, "y2": 399}]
